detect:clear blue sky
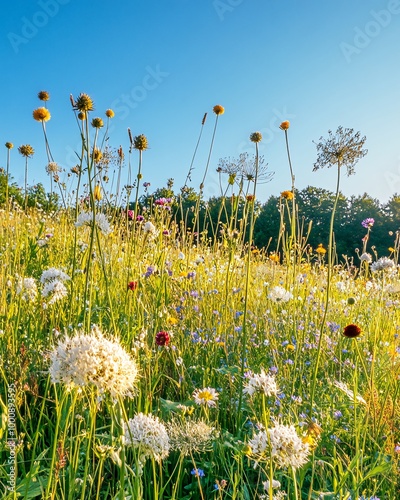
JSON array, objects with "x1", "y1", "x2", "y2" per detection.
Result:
[{"x1": 1, "y1": 0, "x2": 400, "y2": 204}]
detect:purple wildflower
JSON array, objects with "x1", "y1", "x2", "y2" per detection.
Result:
[{"x1": 361, "y1": 218, "x2": 375, "y2": 228}]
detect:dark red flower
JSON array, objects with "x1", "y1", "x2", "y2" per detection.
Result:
[
  {"x1": 155, "y1": 331, "x2": 170, "y2": 346},
  {"x1": 343, "y1": 324, "x2": 362, "y2": 338},
  {"x1": 127, "y1": 281, "x2": 137, "y2": 291}
]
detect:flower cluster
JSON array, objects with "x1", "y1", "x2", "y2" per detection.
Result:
[
  {"x1": 41, "y1": 267, "x2": 70, "y2": 305},
  {"x1": 268, "y1": 286, "x2": 293, "y2": 303},
  {"x1": 249, "y1": 423, "x2": 310, "y2": 469},
  {"x1": 361, "y1": 218, "x2": 375, "y2": 228},
  {"x1": 16, "y1": 277, "x2": 38, "y2": 302},
  {"x1": 371, "y1": 257, "x2": 395, "y2": 272},
  {"x1": 243, "y1": 369, "x2": 279, "y2": 397},
  {"x1": 168, "y1": 418, "x2": 216, "y2": 455},
  {"x1": 75, "y1": 211, "x2": 112, "y2": 236},
  {"x1": 49, "y1": 326, "x2": 138, "y2": 397},
  {"x1": 124, "y1": 413, "x2": 170, "y2": 462}
]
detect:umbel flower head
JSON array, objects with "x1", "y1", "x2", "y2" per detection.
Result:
[
  {"x1": 124, "y1": 413, "x2": 170, "y2": 462},
  {"x1": 18, "y1": 144, "x2": 34, "y2": 157},
  {"x1": 213, "y1": 104, "x2": 225, "y2": 115},
  {"x1": 313, "y1": 126, "x2": 367, "y2": 176},
  {"x1": 168, "y1": 418, "x2": 216, "y2": 456},
  {"x1": 49, "y1": 326, "x2": 139, "y2": 398},
  {"x1": 249, "y1": 422, "x2": 310, "y2": 469},
  {"x1": 73, "y1": 93, "x2": 94, "y2": 112},
  {"x1": 243, "y1": 369, "x2": 279, "y2": 397},
  {"x1": 33, "y1": 107, "x2": 51, "y2": 122}
]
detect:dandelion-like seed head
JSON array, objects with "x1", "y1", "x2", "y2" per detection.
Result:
[
  {"x1": 33, "y1": 107, "x2": 51, "y2": 122},
  {"x1": 250, "y1": 132, "x2": 262, "y2": 143},
  {"x1": 124, "y1": 413, "x2": 170, "y2": 462},
  {"x1": 91, "y1": 117, "x2": 104, "y2": 129},
  {"x1": 279, "y1": 121, "x2": 290, "y2": 130},
  {"x1": 133, "y1": 134, "x2": 149, "y2": 151},
  {"x1": 5, "y1": 142, "x2": 13, "y2": 149},
  {"x1": 168, "y1": 418, "x2": 216, "y2": 455},
  {"x1": 213, "y1": 104, "x2": 225, "y2": 115},
  {"x1": 38, "y1": 90, "x2": 50, "y2": 101},
  {"x1": 74, "y1": 93, "x2": 94, "y2": 112},
  {"x1": 49, "y1": 326, "x2": 139, "y2": 398},
  {"x1": 343, "y1": 323, "x2": 362, "y2": 338},
  {"x1": 105, "y1": 109, "x2": 115, "y2": 118},
  {"x1": 18, "y1": 145, "x2": 34, "y2": 157}
]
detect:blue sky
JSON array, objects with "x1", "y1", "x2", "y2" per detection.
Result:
[{"x1": 1, "y1": 0, "x2": 400, "y2": 204}]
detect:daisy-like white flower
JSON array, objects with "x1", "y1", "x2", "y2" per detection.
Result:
[
  {"x1": 75, "y1": 211, "x2": 112, "y2": 236},
  {"x1": 49, "y1": 326, "x2": 138, "y2": 398},
  {"x1": 124, "y1": 413, "x2": 170, "y2": 462},
  {"x1": 193, "y1": 387, "x2": 219, "y2": 407},
  {"x1": 268, "y1": 286, "x2": 293, "y2": 303},
  {"x1": 16, "y1": 277, "x2": 37, "y2": 302},
  {"x1": 249, "y1": 423, "x2": 310, "y2": 469},
  {"x1": 243, "y1": 369, "x2": 279, "y2": 397},
  {"x1": 371, "y1": 256, "x2": 395, "y2": 272}
]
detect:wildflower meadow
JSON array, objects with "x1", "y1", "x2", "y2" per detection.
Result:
[{"x1": 0, "y1": 92, "x2": 399, "y2": 500}]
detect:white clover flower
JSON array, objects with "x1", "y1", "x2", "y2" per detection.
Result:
[
  {"x1": 243, "y1": 369, "x2": 279, "y2": 397},
  {"x1": 49, "y1": 327, "x2": 138, "y2": 398},
  {"x1": 124, "y1": 413, "x2": 170, "y2": 462},
  {"x1": 249, "y1": 423, "x2": 310, "y2": 469},
  {"x1": 268, "y1": 286, "x2": 293, "y2": 303},
  {"x1": 75, "y1": 211, "x2": 112, "y2": 236},
  {"x1": 192, "y1": 387, "x2": 219, "y2": 407},
  {"x1": 371, "y1": 256, "x2": 395, "y2": 272},
  {"x1": 40, "y1": 268, "x2": 70, "y2": 284},
  {"x1": 16, "y1": 277, "x2": 37, "y2": 302},
  {"x1": 42, "y1": 280, "x2": 68, "y2": 304}
]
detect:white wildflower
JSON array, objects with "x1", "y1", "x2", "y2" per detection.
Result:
[
  {"x1": 49, "y1": 327, "x2": 138, "y2": 397},
  {"x1": 268, "y1": 286, "x2": 293, "y2": 303},
  {"x1": 360, "y1": 252, "x2": 372, "y2": 263},
  {"x1": 263, "y1": 479, "x2": 281, "y2": 490},
  {"x1": 168, "y1": 418, "x2": 216, "y2": 455},
  {"x1": 243, "y1": 369, "x2": 279, "y2": 397},
  {"x1": 192, "y1": 387, "x2": 219, "y2": 407},
  {"x1": 40, "y1": 268, "x2": 70, "y2": 284},
  {"x1": 249, "y1": 423, "x2": 310, "y2": 469},
  {"x1": 16, "y1": 277, "x2": 37, "y2": 302},
  {"x1": 143, "y1": 221, "x2": 156, "y2": 234},
  {"x1": 42, "y1": 280, "x2": 68, "y2": 304},
  {"x1": 124, "y1": 413, "x2": 170, "y2": 462},
  {"x1": 75, "y1": 211, "x2": 112, "y2": 236},
  {"x1": 371, "y1": 256, "x2": 395, "y2": 272},
  {"x1": 178, "y1": 251, "x2": 185, "y2": 260}
]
